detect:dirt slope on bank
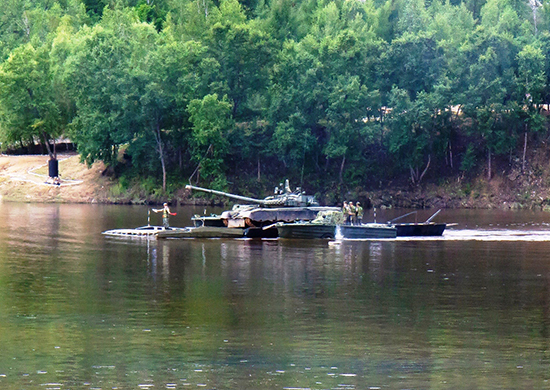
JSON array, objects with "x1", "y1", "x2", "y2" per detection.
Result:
[
  {"x1": 0, "y1": 153, "x2": 111, "y2": 203},
  {"x1": 1, "y1": 153, "x2": 549, "y2": 209},
  {"x1": 364, "y1": 155, "x2": 550, "y2": 211}
]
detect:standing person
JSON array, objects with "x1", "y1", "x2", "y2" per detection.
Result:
[
  {"x1": 356, "y1": 202, "x2": 363, "y2": 225},
  {"x1": 348, "y1": 202, "x2": 356, "y2": 225},
  {"x1": 153, "y1": 203, "x2": 172, "y2": 229},
  {"x1": 342, "y1": 201, "x2": 350, "y2": 225}
]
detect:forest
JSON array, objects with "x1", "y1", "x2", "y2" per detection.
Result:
[{"x1": 1, "y1": 0, "x2": 550, "y2": 202}]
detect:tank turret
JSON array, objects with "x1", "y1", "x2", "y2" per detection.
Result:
[{"x1": 185, "y1": 179, "x2": 319, "y2": 207}]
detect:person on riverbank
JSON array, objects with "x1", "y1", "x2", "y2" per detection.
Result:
[{"x1": 153, "y1": 203, "x2": 172, "y2": 229}]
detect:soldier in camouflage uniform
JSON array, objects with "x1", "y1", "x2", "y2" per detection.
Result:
[
  {"x1": 348, "y1": 202, "x2": 357, "y2": 225},
  {"x1": 343, "y1": 201, "x2": 351, "y2": 225},
  {"x1": 355, "y1": 202, "x2": 364, "y2": 225}
]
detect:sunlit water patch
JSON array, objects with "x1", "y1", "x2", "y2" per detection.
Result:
[{"x1": 398, "y1": 228, "x2": 550, "y2": 241}]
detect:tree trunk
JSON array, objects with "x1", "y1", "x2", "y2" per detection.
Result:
[
  {"x1": 154, "y1": 122, "x2": 166, "y2": 193},
  {"x1": 339, "y1": 155, "x2": 346, "y2": 185},
  {"x1": 487, "y1": 148, "x2": 492, "y2": 181},
  {"x1": 41, "y1": 131, "x2": 56, "y2": 159},
  {"x1": 410, "y1": 166, "x2": 418, "y2": 185},
  {"x1": 448, "y1": 141, "x2": 453, "y2": 169},
  {"x1": 27, "y1": 86, "x2": 56, "y2": 160},
  {"x1": 418, "y1": 155, "x2": 431, "y2": 183},
  {"x1": 522, "y1": 130, "x2": 527, "y2": 173},
  {"x1": 257, "y1": 157, "x2": 261, "y2": 182}
]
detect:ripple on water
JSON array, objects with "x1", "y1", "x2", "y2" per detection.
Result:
[{"x1": 283, "y1": 388, "x2": 312, "y2": 390}]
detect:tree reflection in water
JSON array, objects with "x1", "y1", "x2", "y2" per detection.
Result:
[{"x1": 0, "y1": 205, "x2": 549, "y2": 389}]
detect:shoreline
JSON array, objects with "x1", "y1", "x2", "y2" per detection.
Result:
[{"x1": 0, "y1": 154, "x2": 548, "y2": 211}]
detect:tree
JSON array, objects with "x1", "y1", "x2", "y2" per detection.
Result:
[
  {"x1": 66, "y1": 7, "x2": 209, "y2": 191},
  {"x1": 515, "y1": 44, "x2": 546, "y2": 172},
  {"x1": 396, "y1": 0, "x2": 429, "y2": 35},
  {"x1": 480, "y1": 0, "x2": 522, "y2": 37},
  {"x1": 65, "y1": 17, "x2": 138, "y2": 167},
  {"x1": 460, "y1": 26, "x2": 520, "y2": 179},
  {"x1": 188, "y1": 94, "x2": 233, "y2": 188},
  {"x1": 377, "y1": 32, "x2": 444, "y2": 101},
  {"x1": 268, "y1": 0, "x2": 383, "y2": 187},
  {"x1": 0, "y1": 0, "x2": 86, "y2": 60},
  {"x1": 203, "y1": 0, "x2": 274, "y2": 120},
  {"x1": 386, "y1": 87, "x2": 452, "y2": 185},
  {"x1": 325, "y1": 75, "x2": 378, "y2": 185},
  {"x1": 82, "y1": 0, "x2": 108, "y2": 20},
  {"x1": 0, "y1": 43, "x2": 63, "y2": 158}
]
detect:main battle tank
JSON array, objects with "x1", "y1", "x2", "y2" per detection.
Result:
[{"x1": 186, "y1": 180, "x2": 339, "y2": 235}]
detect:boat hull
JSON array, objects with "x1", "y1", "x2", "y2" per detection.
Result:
[
  {"x1": 277, "y1": 224, "x2": 336, "y2": 239},
  {"x1": 278, "y1": 223, "x2": 399, "y2": 240},
  {"x1": 339, "y1": 224, "x2": 397, "y2": 239},
  {"x1": 394, "y1": 223, "x2": 446, "y2": 236},
  {"x1": 155, "y1": 226, "x2": 245, "y2": 239},
  {"x1": 243, "y1": 226, "x2": 279, "y2": 238},
  {"x1": 102, "y1": 225, "x2": 186, "y2": 238}
]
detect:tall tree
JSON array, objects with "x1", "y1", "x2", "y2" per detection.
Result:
[
  {"x1": 188, "y1": 94, "x2": 233, "y2": 188},
  {"x1": 269, "y1": 0, "x2": 383, "y2": 187},
  {"x1": 66, "y1": 16, "x2": 138, "y2": 167},
  {"x1": 386, "y1": 86, "x2": 452, "y2": 185},
  {"x1": 0, "y1": 43, "x2": 63, "y2": 158},
  {"x1": 202, "y1": 0, "x2": 274, "y2": 120},
  {"x1": 66, "y1": 7, "x2": 204, "y2": 191},
  {"x1": 462, "y1": 33, "x2": 518, "y2": 179},
  {"x1": 515, "y1": 44, "x2": 547, "y2": 171},
  {"x1": 377, "y1": 31, "x2": 445, "y2": 107}
]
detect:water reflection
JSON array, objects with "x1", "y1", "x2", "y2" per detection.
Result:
[{"x1": 1, "y1": 205, "x2": 550, "y2": 389}]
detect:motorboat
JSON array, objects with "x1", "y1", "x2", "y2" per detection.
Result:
[{"x1": 388, "y1": 209, "x2": 449, "y2": 236}]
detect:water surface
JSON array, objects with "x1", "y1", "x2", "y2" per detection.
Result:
[{"x1": 0, "y1": 204, "x2": 550, "y2": 389}]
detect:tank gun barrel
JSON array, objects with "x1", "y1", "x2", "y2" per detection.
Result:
[{"x1": 185, "y1": 184, "x2": 265, "y2": 204}]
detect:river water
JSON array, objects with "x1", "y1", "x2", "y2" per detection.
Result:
[{"x1": 1, "y1": 204, "x2": 550, "y2": 389}]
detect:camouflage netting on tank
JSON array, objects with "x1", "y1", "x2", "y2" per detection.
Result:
[{"x1": 311, "y1": 210, "x2": 344, "y2": 225}]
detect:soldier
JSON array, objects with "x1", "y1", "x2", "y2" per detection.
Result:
[
  {"x1": 153, "y1": 203, "x2": 174, "y2": 229},
  {"x1": 343, "y1": 201, "x2": 350, "y2": 225},
  {"x1": 356, "y1": 202, "x2": 364, "y2": 225},
  {"x1": 348, "y1": 201, "x2": 357, "y2": 225}
]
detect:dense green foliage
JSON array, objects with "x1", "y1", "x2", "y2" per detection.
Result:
[{"x1": 1, "y1": 0, "x2": 550, "y2": 197}]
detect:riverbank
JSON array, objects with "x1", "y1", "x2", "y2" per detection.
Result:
[
  {"x1": 0, "y1": 153, "x2": 209, "y2": 204},
  {"x1": 0, "y1": 153, "x2": 112, "y2": 203},
  {"x1": 364, "y1": 160, "x2": 550, "y2": 211},
  {"x1": 1, "y1": 153, "x2": 550, "y2": 210}
]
